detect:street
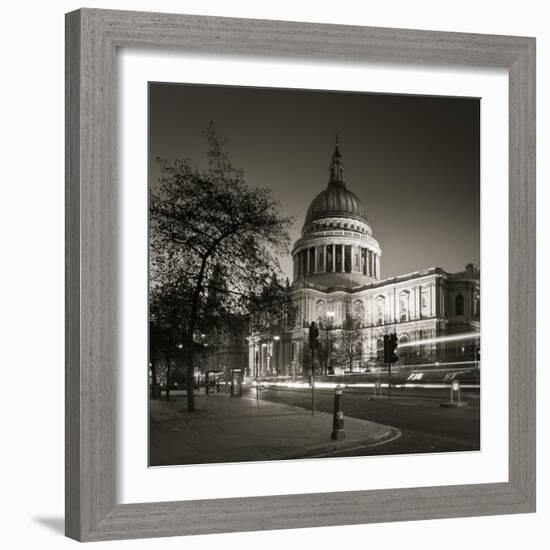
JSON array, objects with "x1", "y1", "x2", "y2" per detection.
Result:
[{"x1": 248, "y1": 384, "x2": 480, "y2": 456}]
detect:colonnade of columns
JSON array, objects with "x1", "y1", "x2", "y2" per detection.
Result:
[
  {"x1": 247, "y1": 337, "x2": 290, "y2": 378},
  {"x1": 293, "y1": 243, "x2": 379, "y2": 281}
]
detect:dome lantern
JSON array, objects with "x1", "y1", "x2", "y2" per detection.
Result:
[{"x1": 329, "y1": 134, "x2": 345, "y2": 185}]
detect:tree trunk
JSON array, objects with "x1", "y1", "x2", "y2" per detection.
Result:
[
  {"x1": 185, "y1": 348, "x2": 196, "y2": 412},
  {"x1": 165, "y1": 353, "x2": 171, "y2": 401},
  {"x1": 184, "y1": 256, "x2": 209, "y2": 412},
  {"x1": 150, "y1": 358, "x2": 159, "y2": 399}
]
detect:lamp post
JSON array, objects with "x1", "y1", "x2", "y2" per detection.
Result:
[
  {"x1": 246, "y1": 333, "x2": 261, "y2": 402},
  {"x1": 273, "y1": 335, "x2": 280, "y2": 375},
  {"x1": 264, "y1": 342, "x2": 269, "y2": 376},
  {"x1": 325, "y1": 311, "x2": 335, "y2": 376}
]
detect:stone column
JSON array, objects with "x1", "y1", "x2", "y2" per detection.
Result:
[
  {"x1": 367, "y1": 250, "x2": 373, "y2": 277},
  {"x1": 306, "y1": 248, "x2": 310, "y2": 275},
  {"x1": 341, "y1": 244, "x2": 345, "y2": 272},
  {"x1": 248, "y1": 340, "x2": 254, "y2": 378},
  {"x1": 370, "y1": 254, "x2": 374, "y2": 277},
  {"x1": 324, "y1": 245, "x2": 328, "y2": 272}
]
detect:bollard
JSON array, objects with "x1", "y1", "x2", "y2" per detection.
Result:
[
  {"x1": 331, "y1": 385, "x2": 346, "y2": 441},
  {"x1": 451, "y1": 379, "x2": 461, "y2": 405},
  {"x1": 440, "y1": 379, "x2": 467, "y2": 407}
]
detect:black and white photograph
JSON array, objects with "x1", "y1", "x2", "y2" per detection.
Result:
[
  {"x1": 2, "y1": 0, "x2": 542, "y2": 547},
  {"x1": 148, "y1": 83, "x2": 481, "y2": 466}
]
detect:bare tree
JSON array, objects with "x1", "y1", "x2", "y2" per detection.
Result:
[
  {"x1": 317, "y1": 317, "x2": 337, "y2": 375},
  {"x1": 333, "y1": 314, "x2": 365, "y2": 373}
]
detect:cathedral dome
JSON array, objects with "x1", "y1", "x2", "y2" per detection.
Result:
[
  {"x1": 292, "y1": 138, "x2": 381, "y2": 287},
  {"x1": 304, "y1": 139, "x2": 368, "y2": 228},
  {"x1": 305, "y1": 183, "x2": 367, "y2": 226}
]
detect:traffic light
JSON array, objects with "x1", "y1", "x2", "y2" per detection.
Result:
[
  {"x1": 384, "y1": 333, "x2": 399, "y2": 363},
  {"x1": 309, "y1": 321, "x2": 319, "y2": 351},
  {"x1": 389, "y1": 333, "x2": 399, "y2": 363}
]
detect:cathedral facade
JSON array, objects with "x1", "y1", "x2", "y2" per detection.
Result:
[{"x1": 209, "y1": 142, "x2": 480, "y2": 378}]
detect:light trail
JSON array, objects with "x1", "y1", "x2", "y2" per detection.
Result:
[
  {"x1": 402, "y1": 360, "x2": 478, "y2": 369},
  {"x1": 258, "y1": 381, "x2": 480, "y2": 391},
  {"x1": 397, "y1": 331, "x2": 480, "y2": 349}
]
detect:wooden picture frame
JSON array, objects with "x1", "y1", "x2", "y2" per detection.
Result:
[{"x1": 65, "y1": 8, "x2": 536, "y2": 542}]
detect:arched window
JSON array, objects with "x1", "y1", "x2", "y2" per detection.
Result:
[
  {"x1": 316, "y1": 300, "x2": 326, "y2": 320},
  {"x1": 376, "y1": 338, "x2": 385, "y2": 361},
  {"x1": 398, "y1": 334, "x2": 411, "y2": 365},
  {"x1": 353, "y1": 300, "x2": 364, "y2": 323},
  {"x1": 375, "y1": 296, "x2": 385, "y2": 325},
  {"x1": 455, "y1": 293, "x2": 464, "y2": 316},
  {"x1": 399, "y1": 291, "x2": 410, "y2": 322},
  {"x1": 421, "y1": 289, "x2": 428, "y2": 311}
]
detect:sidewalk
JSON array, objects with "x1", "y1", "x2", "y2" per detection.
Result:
[{"x1": 150, "y1": 393, "x2": 397, "y2": 466}]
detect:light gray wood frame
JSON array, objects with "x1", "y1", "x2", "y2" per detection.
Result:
[{"x1": 65, "y1": 8, "x2": 536, "y2": 542}]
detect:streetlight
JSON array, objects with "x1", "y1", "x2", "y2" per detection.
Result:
[
  {"x1": 325, "y1": 311, "x2": 335, "y2": 375},
  {"x1": 245, "y1": 334, "x2": 260, "y2": 378},
  {"x1": 246, "y1": 333, "x2": 261, "y2": 403},
  {"x1": 262, "y1": 342, "x2": 268, "y2": 378},
  {"x1": 272, "y1": 335, "x2": 280, "y2": 376}
]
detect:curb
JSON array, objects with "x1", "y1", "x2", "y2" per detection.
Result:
[{"x1": 287, "y1": 426, "x2": 401, "y2": 460}]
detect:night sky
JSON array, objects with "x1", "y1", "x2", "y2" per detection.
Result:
[{"x1": 149, "y1": 83, "x2": 480, "y2": 281}]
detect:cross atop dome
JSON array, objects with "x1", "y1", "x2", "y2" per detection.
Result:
[{"x1": 329, "y1": 134, "x2": 345, "y2": 185}]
